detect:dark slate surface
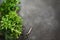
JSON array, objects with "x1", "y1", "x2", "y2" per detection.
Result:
[
  {"x1": 0, "y1": 0, "x2": 60, "y2": 40},
  {"x1": 20, "y1": 0, "x2": 60, "y2": 40}
]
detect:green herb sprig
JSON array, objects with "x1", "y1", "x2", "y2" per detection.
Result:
[{"x1": 0, "y1": 0, "x2": 23, "y2": 40}]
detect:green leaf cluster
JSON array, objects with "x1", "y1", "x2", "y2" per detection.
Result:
[
  {"x1": 0, "y1": 0, "x2": 20, "y2": 15},
  {"x1": 0, "y1": 0, "x2": 23, "y2": 40}
]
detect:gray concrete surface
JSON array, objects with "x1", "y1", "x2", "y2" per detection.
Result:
[
  {"x1": 20, "y1": 0, "x2": 60, "y2": 40},
  {"x1": 0, "y1": 0, "x2": 60, "y2": 40}
]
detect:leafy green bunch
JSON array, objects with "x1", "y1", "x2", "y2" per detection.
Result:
[
  {"x1": 0, "y1": 0, "x2": 20, "y2": 15},
  {"x1": 0, "y1": 11, "x2": 23, "y2": 40},
  {"x1": 0, "y1": 0, "x2": 23, "y2": 40}
]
